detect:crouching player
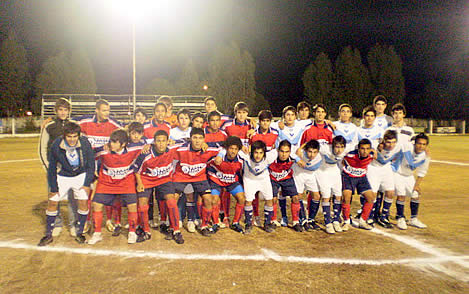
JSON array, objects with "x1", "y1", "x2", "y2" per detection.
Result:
[
  {"x1": 133, "y1": 130, "x2": 184, "y2": 244},
  {"x1": 392, "y1": 133, "x2": 430, "y2": 230},
  {"x1": 88, "y1": 129, "x2": 143, "y2": 244},
  {"x1": 38, "y1": 122, "x2": 95, "y2": 246}
]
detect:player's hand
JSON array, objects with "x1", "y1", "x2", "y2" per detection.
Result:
[
  {"x1": 201, "y1": 142, "x2": 208, "y2": 152},
  {"x1": 297, "y1": 160, "x2": 306, "y2": 168},
  {"x1": 141, "y1": 144, "x2": 151, "y2": 154},
  {"x1": 246, "y1": 129, "x2": 255, "y2": 139},
  {"x1": 103, "y1": 143, "x2": 110, "y2": 152},
  {"x1": 278, "y1": 120, "x2": 285, "y2": 130},
  {"x1": 425, "y1": 146, "x2": 431, "y2": 157},
  {"x1": 168, "y1": 139, "x2": 175, "y2": 146},
  {"x1": 250, "y1": 118, "x2": 257, "y2": 129},
  {"x1": 214, "y1": 156, "x2": 223, "y2": 165},
  {"x1": 80, "y1": 186, "x2": 91, "y2": 195},
  {"x1": 41, "y1": 117, "x2": 53, "y2": 129},
  {"x1": 137, "y1": 183, "x2": 145, "y2": 193},
  {"x1": 242, "y1": 145, "x2": 249, "y2": 154},
  {"x1": 326, "y1": 120, "x2": 336, "y2": 130}
]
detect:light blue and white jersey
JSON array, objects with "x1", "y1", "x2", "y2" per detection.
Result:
[
  {"x1": 169, "y1": 127, "x2": 192, "y2": 144},
  {"x1": 295, "y1": 149, "x2": 322, "y2": 173},
  {"x1": 391, "y1": 142, "x2": 430, "y2": 177},
  {"x1": 357, "y1": 125, "x2": 383, "y2": 149},
  {"x1": 237, "y1": 149, "x2": 278, "y2": 181},
  {"x1": 386, "y1": 124, "x2": 415, "y2": 143},
  {"x1": 333, "y1": 121, "x2": 358, "y2": 146},
  {"x1": 319, "y1": 143, "x2": 349, "y2": 172},
  {"x1": 296, "y1": 118, "x2": 313, "y2": 129},
  {"x1": 374, "y1": 114, "x2": 393, "y2": 130},
  {"x1": 276, "y1": 121, "x2": 306, "y2": 155},
  {"x1": 373, "y1": 143, "x2": 402, "y2": 168}
]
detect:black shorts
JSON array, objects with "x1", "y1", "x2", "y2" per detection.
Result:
[
  {"x1": 137, "y1": 182, "x2": 175, "y2": 200},
  {"x1": 271, "y1": 178, "x2": 298, "y2": 197},
  {"x1": 174, "y1": 180, "x2": 211, "y2": 195},
  {"x1": 93, "y1": 193, "x2": 137, "y2": 206},
  {"x1": 341, "y1": 173, "x2": 372, "y2": 194}
]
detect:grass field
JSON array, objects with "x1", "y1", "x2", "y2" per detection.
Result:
[{"x1": 0, "y1": 136, "x2": 468, "y2": 293}]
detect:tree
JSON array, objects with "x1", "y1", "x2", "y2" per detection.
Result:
[
  {"x1": 367, "y1": 44, "x2": 405, "y2": 107},
  {"x1": 175, "y1": 59, "x2": 200, "y2": 95},
  {"x1": 251, "y1": 92, "x2": 270, "y2": 115},
  {"x1": 302, "y1": 52, "x2": 336, "y2": 111},
  {"x1": 0, "y1": 30, "x2": 31, "y2": 116},
  {"x1": 335, "y1": 46, "x2": 372, "y2": 115},
  {"x1": 69, "y1": 49, "x2": 97, "y2": 94},
  {"x1": 143, "y1": 78, "x2": 176, "y2": 95}
]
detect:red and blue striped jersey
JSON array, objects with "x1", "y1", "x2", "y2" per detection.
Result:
[
  {"x1": 342, "y1": 150, "x2": 374, "y2": 178},
  {"x1": 250, "y1": 127, "x2": 279, "y2": 151},
  {"x1": 143, "y1": 119, "x2": 171, "y2": 143},
  {"x1": 207, "y1": 153, "x2": 243, "y2": 186},
  {"x1": 133, "y1": 145, "x2": 178, "y2": 188},
  {"x1": 173, "y1": 143, "x2": 220, "y2": 183},
  {"x1": 204, "y1": 127, "x2": 228, "y2": 147},
  {"x1": 268, "y1": 158, "x2": 295, "y2": 182},
  {"x1": 221, "y1": 119, "x2": 252, "y2": 146},
  {"x1": 74, "y1": 115, "x2": 121, "y2": 149}
]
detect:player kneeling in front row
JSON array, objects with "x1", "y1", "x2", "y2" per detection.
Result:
[{"x1": 39, "y1": 122, "x2": 95, "y2": 246}]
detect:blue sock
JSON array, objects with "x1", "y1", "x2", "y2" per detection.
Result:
[
  {"x1": 322, "y1": 202, "x2": 331, "y2": 224},
  {"x1": 76, "y1": 209, "x2": 88, "y2": 235},
  {"x1": 299, "y1": 200, "x2": 306, "y2": 223},
  {"x1": 410, "y1": 199, "x2": 419, "y2": 218},
  {"x1": 396, "y1": 200, "x2": 405, "y2": 219},
  {"x1": 177, "y1": 194, "x2": 186, "y2": 221},
  {"x1": 308, "y1": 200, "x2": 320, "y2": 221},
  {"x1": 360, "y1": 195, "x2": 366, "y2": 206},
  {"x1": 264, "y1": 205, "x2": 273, "y2": 225},
  {"x1": 369, "y1": 200, "x2": 377, "y2": 219},
  {"x1": 186, "y1": 202, "x2": 196, "y2": 222},
  {"x1": 279, "y1": 197, "x2": 287, "y2": 218},
  {"x1": 45, "y1": 210, "x2": 58, "y2": 236},
  {"x1": 376, "y1": 192, "x2": 384, "y2": 213},
  {"x1": 244, "y1": 205, "x2": 253, "y2": 225},
  {"x1": 333, "y1": 199, "x2": 342, "y2": 222},
  {"x1": 381, "y1": 198, "x2": 393, "y2": 219}
]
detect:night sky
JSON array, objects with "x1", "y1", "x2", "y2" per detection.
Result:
[{"x1": 1, "y1": 0, "x2": 468, "y2": 113}]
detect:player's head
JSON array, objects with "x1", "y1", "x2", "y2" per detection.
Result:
[
  {"x1": 357, "y1": 138, "x2": 372, "y2": 158},
  {"x1": 190, "y1": 127, "x2": 205, "y2": 150},
  {"x1": 304, "y1": 139, "x2": 320, "y2": 159},
  {"x1": 153, "y1": 102, "x2": 167, "y2": 122},
  {"x1": 63, "y1": 121, "x2": 81, "y2": 147},
  {"x1": 297, "y1": 101, "x2": 311, "y2": 120},
  {"x1": 207, "y1": 110, "x2": 222, "y2": 131},
  {"x1": 313, "y1": 103, "x2": 327, "y2": 122},
  {"x1": 282, "y1": 106, "x2": 297, "y2": 126},
  {"x1": 413, "y1": 133, "x2": 429, "y2": 153},
  {"x1": 258, "y1": 110, "x2": 273, "y2": 131},
  {"x1": 153, "y1": 129, "x2": 169, "y2": 153},
  {"x1": 362, "y1": 105, "x2": 376, "y2": 127},
  {"x1": 128, "y1": 122, "x2": 144, "y2": 143},
  {"x1": 204, "y1": 97, "x2": 217, "y2": 113},
  {"x1": 177, "y1": 109, "x2": 192, "y2": 130},
  {"x1": 332, "y1": 135, "x2": 346, "y2": 155},
  {"x1": 234, "y1": 102, "x2": 249, "y2": 122},
  {"x1": 191, "y1": 112, "x2": 205, "y2": 128},
  {"x1": 133, "y1": 107, "x2": 147, "y2": 124},
  {"x1": 224, "y1": 136, "x2": 243, "y2": 159},
  {"x1": 55, "y1": 98, "x2": 71, "y2": 120},
  {"x1": 109, "y1": 129, "x2": 128, "y2": 152},
  {"x1": 250, "y1": 140, "x2": 267, "y2": 162},
  {"x1": 382, "y1": 130, "x2": 398, "y2": 150},
  {"x1": 277, "y1": 140, "x2": 292, "y2": 161},
  {"x1": 391, "y1": 103, "x2": 406, "y2": 122},
  {"x1": 158, "y1": 96, "x2": 173, "y2": 112},
  {"x1": 373, "y1": 95, "x2": 388, "y2": 114},
  {"x1": 338, "y1": 104, "x2": 353, "y2": 122},
  {"x1": 95, "y1": 99, "x2": 110, "y2": 121}
]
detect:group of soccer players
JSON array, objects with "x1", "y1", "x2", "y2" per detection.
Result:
[{"x1": 38, "y1": 94, "x2": 430, "y2": 246}]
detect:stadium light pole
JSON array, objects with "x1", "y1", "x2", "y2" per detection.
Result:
[{"x1": 132, "y1": 21, "x2": 136, "y2": 112}]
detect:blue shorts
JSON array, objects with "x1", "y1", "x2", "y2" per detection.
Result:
[
  {"x1": 271, "y1": 178, "x2": 298, "y2": 197},
  {"x1": 93, "y1": 193, "x2": 137, "y2": 206},
  {"x1": 341, "y1": 173, "x2": 372, "y2": 194},
  {"x1": 210, "y1": 181, "x2": 244, "y2": 196},
  {"x1": 174, "y1": 180, "x2": 211, "y2": 195},
  {"x1": 138, "y1": 182, "x2": 175, "y2": 200}
]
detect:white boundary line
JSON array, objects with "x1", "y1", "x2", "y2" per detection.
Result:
[
  {"x1": 0, "y1": 158, "x2": 39, "y2": 164},
  {"x1": 430, "y1": 159, "x2": 469, "y2": 166}
]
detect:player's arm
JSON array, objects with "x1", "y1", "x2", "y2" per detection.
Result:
[
  {"x1": 135, "y1": 173, "x2": 145, "y2": 192},
  {"x1": 414, "y1": 158, "x2": 430, "y2": 194},
  {"x1": 46, "y1": 145, "x2": 59, "y2": 196},
  {"x1": 38, "y1": 123, "x2": 51, "y2": 170},
  {"x1": 82, "y1": 139, "x2": 95, "y2": 194}
]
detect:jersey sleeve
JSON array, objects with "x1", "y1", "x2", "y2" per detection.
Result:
[
  {"x1": 416, "y1": 157, "x2": 430, "y2": 177},
  {"x1": 38, "y1": 123, "x2": 51, "y2": 170}
]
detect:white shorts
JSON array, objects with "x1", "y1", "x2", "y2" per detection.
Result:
[
  {"x1": 244, "y1": 177, "x2": 273, "y2": 202},
  {"x1": 49, "y1": 173, "x2": 89, "y2": 202},
  {"x1": 368, "y1": 165, "x2": 395, "y2": 193},
  {"x1": 183, "y1": 184, "x2": 194, "y2": 194},
  {"x1": 315, "y1": 168, "x2": 342, "y2": 198},
  {"x1": 293, "y1": 167, "x2": 319, "y2": 195},
  {"x1": 394, "y1": 173, "x2": 415, "y2": 197}
]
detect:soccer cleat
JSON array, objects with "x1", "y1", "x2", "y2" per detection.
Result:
[
  {"x1": 325, "y1": 223, "x2": 336, "y2": 234},
  {"x1": 272, "y1": 220, "x2": 281, "y2": 227},
  {"x1": 231, "y1": 222, "x2": 244, "y2": 233},
  {"x1": 409, "y1": 218, "x2": 427, "y2": 229},
  {"x1": 112, "y1": 224, "x2": 122, "y2": 237},
  {"x1": 342, "y1": 219, "x2": 351, "y2": 231},
  {"x1": 377, "y1": 217, "x2": 393, "y2": 229},
  {"x1": 75, "y1": 234, "x2": 86, "y2": 244},
  {"x1": 135, "y1": 226, "x2": 145, "y2": 236},
  {"x1": 87, "y1": 232, "x2": 102, "y2": 245},
  {"x1": 359, "y1": 218, "x2": 373, "y2": 230},
  {"x1": 173, "y1": 232, "x2": 185, "y2": 244},
  {"x1": 124, "y1": 223, "x2": 129, "y2": 229},
  {"x1": 137, "y1": 232, "x2": 152, "y2": 243},
  {"x1": 354, "y1": 209, "x2": 362, "y2": 219},
  {"x1": 159, "y1": 223, "x2": 169, "y2": 234},
  {"x1": 222, "y1": 217, "x2": 230, "y2": 227},
  {"x1": 83, "y1": 221, "x2": 91, "y2": 234},
  {"x1": 367, "y1": 218, "x2": 375, "y2": 227},
  {"x1": 194, "y1": 218, "x2": 201, "y2": 228},
  {"x1": 128, "y1": 232, "x2": 138, "y2": 244},
  {"x1": 310, "y1": 220, "x2": 321, "y2": 230},
  {"x1": 244, "y1": 223, "x2": 253, "y2": 234},
  {"x1": 292, "y1": 222, "x2": 303, "y2": 232},
  {"x1": 253, "y1": 216, "x2": 261, "y2": 227},
  {"x1": 396, "y1": 217, "x2": 408, "y2": 230},
  {"x1": 149, "y1": 219, "x2": 158, "y2": 229},
  {"x1": 264, "y1": 223, "x2": 275, "y2": 233},
  {"x1": 179, "y1": 221, "x2": 183, "y2": 228},
  {"x1": 351, "y1": 218, "x2": 360, "y2": 228},
  {"x1": 212, "y1": 224, "x2": 220, "y2": 234},
  {"x1": 69, "y1": 226, "x2": 77, "y2": 237},
  {"x1": 105, "y1": 220, "x2": 115, "y2": 232},
  {"x1": 187, "y1": 221, "x2": 196, "y2": 233},
  {"x1": 164, "y1": 229, "x2": 174, "y2": 240},
  {"x1": 200, "y1": 227, "x2": 211, "y2": 237},
  {"x1": 332, "y1": 221, "x2": 343, "y2": 233},
  {"x1": 280, "y1": 217, "x2": 288, "y2": 227},
  {"x1": 217, "y1": 221, "x2": 227, "y2": 229},
  {"x1": 52, "y1": 226, "x2": 62, "y2": 237},
  {"x1": 38, "y1": 235, "x2": 53, "y2": 246}
]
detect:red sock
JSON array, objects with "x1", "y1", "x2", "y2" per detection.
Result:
[
  {"x1": 307, "y1": 193, "x2": 312, "y2": 211},
  {"x1": 202, "y1": 207, "x2": 212, "y2": 227},
  {"x1": 361, "y1": 201, "x2": 373, "y2": 221},
  {"x1": 128, "y1": 212, "x2": 138, "y2": 232},
  {"x1": 342, "y1": 203, "x2": 351, "y2": 220},
  {"x1": 105, "y1": 206, "x2": 112, "y2": 220},
  {"x1": 112, "y1": 200, "x2": 121, "y2": 225},
  {"x1": 253, "y1": 196, "x2": 259, "y2": 217},
  {"x1": 138, "y1": 204, "x2": 150, "y2": 232},
  {"x1": 93, "y1": 210, "x2": 103, "y2": 233},
  {"x1": 197, "y1": 201, "x2": 203, "y2": 219},
  {"x1": 158, "y1": 200, "x2": 167, "y2": 222},
  {"x1": 212, "y1": 203, "x2": 220, "y2": 224},
  {"x1": 272, "y1": 202, "x2": 278, "y2": 221},
  {"x1": 291, "y1": 202, "x2": 300, "y2": 222},
  {"x1": 233, "y1": 203, "x2": 244, "y2": 223},
  {"x1": 166, "y1": 199, "x2": 180, "y2": 231},
  {"x1": 222, "y1": 190, "x2": 231, "y2": 217}
]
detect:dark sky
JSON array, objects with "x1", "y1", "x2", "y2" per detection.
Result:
[{"x1": 1, "y1": 0, "x2": 468, "y2": 112}]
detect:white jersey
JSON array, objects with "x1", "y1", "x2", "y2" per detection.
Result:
[
  {"x1": 296, "y1": 119, "x2": 313, "y2": 129},
  {"x1": 275, "y1": 121, "x2": 305, "y2": 155},
  {"x1": 373, "y1": 143, "x2": 402, "y2": 168},
  {"x1": 392, "y1": 142, "x2": 430, "y2": 177},
  {"x1": 374, "y1": 114, "x2": 393, "y2": 130},
  {"x1": 169, "y1": 127, "x2": 192, "y2": 144},
  {"x1": 319, "y1": 144, "x2": 349, "y2": 172},
  {"x1": 237, "y1": 149, "x2": 278, "y2": 181},
  {"x1": 294, "y1": 149, "x2": 322, "y2": 174},
  {"x1": 333, "y1": 121, "x2": 358, "y2": 145},
  {"x1": 357, "y1": 125, "x2": 383, "y2": 149},
  {"x1": 386, "y1": 124, "x2": 414, "y2": 143}
]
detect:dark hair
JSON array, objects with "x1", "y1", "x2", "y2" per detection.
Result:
[
  {"x1": 190, "y1": 127, "x2": 205, "y2": 138},
  {"x1": 313, "y1": 103, "x2": 327, "y2": 113},
  {"x1": 332, "y1": 135, "x2": 346, "y2": 148},
  {"x1": 55, "y1": 97, "x2": 71, "y2": 111},
  {"x1": 63, "y1": 122, "x2": 81, "y2": 136},
  {"x1": 128, "y1": 122, "x2": 144, "y2": 134},
  {"x1": 304, "y1": 139, "x2": 320, "y2": 151},
  {"x1": 207, "y1": 110, "x2": 222, "y2": 121},
  {"x1": 250, "y1": 140, "x2": 267, "y2": 160},
  {"x1": 192, "y1": 112, "x2": 205, "y2": 123},
  {"x1": 391, "y1": 103, "x2": 406, "y2": 115},
  {"x1": 373, "y1": 95, "x2": 387, "y2": 105},
  {"x1": 282, "y1": 106, "x2": 297, "y2": 117},
  {"x1": 358, "y1": 138, "x2": 372, "y2": 148},
  {"x1": 362, "y1": 105, "x2": 376, "y2": 117},
  {"x1": 153, "y1": 102, "x2": 167, "y2": 113},
  {"x1": 414, "y1": 133, "x2": 429, "y2": 144},
  {"x1": 95, "y1": 99, "x2": 109, "y2": 110},
  {"x1": 297, "y1": 101, "x2": 311, "y2": 112},
  {"x1": 383, "y1": 130, "x2": 398, "y2": 141},
  {"x1": 258, "y1": 110, "x2": 273, "y2": 121},
  {"x1": 157, "y1": 96, "x2": 173, "y2": 107},
  {"x1": 339, "y1": 103, "x2": 352, "y2": 112},
  {"x1": 234, "y1": 101, "x2": 249, "y2": 113},
  {"x1": 110, "y1": 129, "x2": 128, "y2": 145},
  {"x1": 224, "y1": 136, "x2": 243, "y2": 150},
  {"x1": 133, "y1": 108, "x2": 147, "y2": 119},
  {"x1": 154, "y1": 129, "x2": 169, "y2": 140},
  {"x1": 204, "y1": 97, "x2": 217, "y2": 105},
  {"x1": 278, "y1": 139, "x2": 292, "y2": 150},
  {"x1": 177, "y1": 109, "x2": 192, "y2": 120}
]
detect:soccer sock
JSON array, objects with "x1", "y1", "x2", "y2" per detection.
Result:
[
  {"x1": 264, "y1": 205, "x2": 274, "y2": 225},
  {"x1": 369, "y1": 200, "x2": 377, "y2": 220},
  {"x1": 360, "y1": 195, "x2": 366, "y2": 207},
  {"x1": 212, "y1": 203, "x2": 220, "y2": 224},
  {"x1": 381, "y1": 198, "x2": 393, "y2": 219},
  {"x1": 222, "y1": 190, "x2": 231, "y2": 217},
  {"x1": 76, "y1": 209, "x2": 89, "y2": 235},
  {"x1": 233, "y1": 203, "x2": 245, "y2": 223},
  {"x1": 308, "y1": 200, "x2": 320, "y2": 221},
  {"x1": 244, "y1": 205, "x2": 253, "y2": 225},
  {"x1": 186, "y1": 202, "x2": 196, "y2": 222},
  {"x1": 93, "y1": 210, "x2": 103, "y2": 233},
  {"x1": 299, "y1": 200, "x2": 306, "y2": 223},
  {"x1": 112, "y1": 200, "x2": 121, "y2": 225},
  {"x1": 138, "y1": 204, "x2": 150, "y2": 233},
  {"x1": 361, "y1": 201, "x2": 373, "y2": 221},
  {"x1": 376, "y1": 192, "x2": 384, "y2": 214},
  {"x1": 252, "y1": 196, "x2": 259, "y2": 217},
  {"x1": 342, "y1": 203, "x2": 351, "y2": 221},
  {"x1": 45, "y1": 210, "x2": 58, "y2": 236},
  {"x1": 148, "y1": 192, "x2": 154, "y2": 221},
  {"x1": 177, "y1": 194, "x2": 186, "y2": 221},
  {"x1": 105, "y1": 206, "x2": 112, "y2": 221},
  {"x1": 396, "y1": 200, "x2": 405, "y2": 219},
  {"x1": 128, "y1": 211, "x2": 138, "y2": 232},
  {"x1": 201, "y1": 207, "x2": 212, "y2": 228},
  {"x1": 86, "y1": 198, "x2": 92, "y2": 221},
  {"x1": 410, "y1": 199, "x2": 420, "y2": 218},
  {"x1": 291, "y1": 202, "x2": 300, "y2": 222},
  {"x1": 166, "y1": 199, "x2": 180, "y2": 231},
  {"x1": 279, "y1": 197, "x2": 287, "y2": 219},
  {"x1": 158, "y1": 200, "x2": 167, "y2": 222},
  {"x1": 333, "y1": 199, "x2": 342, "y2": 222},
  {"x1": 322, "y1": 201, "x2": 332, "y2": 224},
  {"x1": 197, "y1": 201, "x2": 203, "y2": 221},
  {"x1": 307, "y1": 193, "x2": 312, "y2": 210}
]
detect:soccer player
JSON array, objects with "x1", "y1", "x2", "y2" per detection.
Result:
[
  {"x1": 203, "y1": 97, "x2": 231, "y2": 126},
  {"x1": 296, "y1": 101, "x2": 313, "y2": 127},
  {"x1": 191, "y1": 112, "x2": 206, "y2": 129},
  {"x1": 391, "y1": 133, "x2": 430, "y2": 230},
  {"x1": 88, "y1": 129, "x2": 143, "y2": 244},
  {"x1": 133, "y1": 107, "x2": 148, "y2": 124},
  {"x1": 204, "y1": 110, "x2": 228, "y2": 147},
  {"x1": 38, "y1": 122, "x2": 95, "y2": 246},
  {"x1": 134, "y1": 130, "x2": 184, "y2": 244},
  {"x1": 170, "y1": 109, "x2": 192, "y2": 145},
  {"x1": 341, "y1": 138, "x2": 376, "y2": 231},
  {"x1": 300, "y1": 103, "x2": 334, "y2": 146},
  {"x1": 373, "y1": 95, "x2": 393, "y2": 130},
  {"x1": 333, "y1": 104, "x2": 358, "y2": 145},
  {"x1": 143, "y1": 102, "x2": 171, "y2": 143},
  {"x1": 387, "y1": 103, "x2": 414, "y2": 143},
  {"x1": 158, "y1": 96, "x2": 178, "y2": 128}
]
